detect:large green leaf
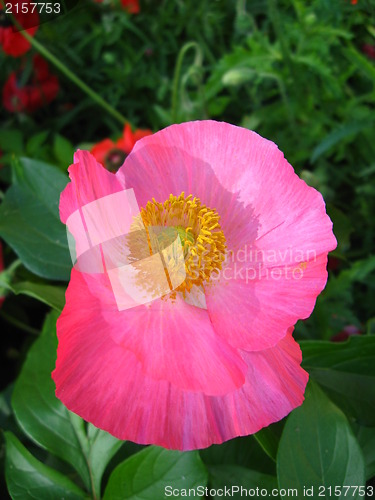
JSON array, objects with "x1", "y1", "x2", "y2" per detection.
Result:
[
  {"x1": 253, "y1": 421, "x2": 283, "y2": 462},
  {"x1": 277, "y1": 382, "x2": 365, "y2": 497},
  {"x1": 208, "y1": 465, "x2": 278, "y2": 499},
  {"x1": 0, "y1": 158, "x2": 71, "y2": 281},
  {"x1": 0, "y1": 280, "x2": 66, "y2": 312},
  {"x1": 87, "y1": 423, "x2": 123, "y2": 497},
  {"x1": 353, "y1": 424, "x2": 375, "y2": 481},
  {"x1": 54, "y1": 134, "x2": 76, "y2": 169},
  {"x1": 300, "y1": 336, "x2": 375, "y2": 425},
  {"x1": 11, "y1": 312, "x2": 90, "y2": 489},
  {"x1": 4, "y1": 432, "x2": 86, "y2": 500},
  {"x1": 11, "y1": 311, "x2": 122, "y2": 498},
  {"x1": 103, "y1": 446, "x2": 208, "y2": 499},
  {"x1": 200, "y1": 435, "x2": 275, "y2": 475},
  {"x1": 0, "y1": 385, "x2": 19, "y2": 436}
]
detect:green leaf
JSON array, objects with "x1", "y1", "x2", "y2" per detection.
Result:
[
  {"x1": 208, "y1": 465, "x2": 278, "y2": 499},
  {"x1": 352, "y1": 424, "x2": 375, "y2": 481},
  {"x1": 87, "y1": 424, "x2": 123, "y2": 497},
  {"x1": 0, "y1": 129, "x2": 23, "y2": 155},
  {"x1": 277, "y1": 382, "x2": 365, "y2": 497},
  {"x1": 311, "y1": 119, "x2": 374, "y2": 163},
  {"x1": 253, "y1": 421, "x2": 283, "y2": 462},
  {"x1": 103, "y1": 446, "x2": 208, "y2": 499},
  {"x1": 26, "y1": 131, "x2": 49, "y2": 157},
  {"x1": 0, "y1": 385, "x2": 12, "y2": 427},
  {"x1": 339, "y1": 256, "x2": 375, "y2": 283},
  {"x1": 367, "y1": 318, "x2": 375, "y2": 335},
  {"x1": 0, "y1": 158, "x2": 71, "y2": 281},
  {"x1": 326, "y1": 204, "x2": 353, "y2": 254},
  {"x1": 345, "y1": 45, "x2": 375, "y2": 85},
  {"x1": 4, "y1": 432, "x2": 86, "y2": 500},
  {"x1": 11, "y1": 311, "x2": 121, "y2": 497},
  {"x1": 200, "y1": 436, "x2": 276, "y2": 475},
  {"x1": 0, "y1": 385, "x2": 19, "y2": 436},
  {"x1": 54, "y1": 134, "x2": 75, "y2": 168},
  {"x1": 300, "y1": 336, "x2": 375, "y2": 425},
  {"x1": 152, "y1": 105, "x2": 172, "y2": 128},
  {"x1": 11, "y1": 312, "x2": 90, "y2": 489},
  {"x1": 0, "y1": 280, "x2": 66, "y2": 312}
]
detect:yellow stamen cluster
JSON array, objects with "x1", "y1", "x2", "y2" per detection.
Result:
[{"x1": 140, "y1": 192, "x2": 227, "y2": 296}]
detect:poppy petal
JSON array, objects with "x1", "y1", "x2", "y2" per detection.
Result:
[
  {"x1": 56, "y1": 269, "x2": 247, "y2": 396},
  {"x1": 60, "y1": 150, "x2": 126, "y2": 224},
  {"x1": 205, "y1": 254, "x2": 329, "y2": 351},
  {"x1": 53, "y1": 294, "x2": 307, "y2": 450}
]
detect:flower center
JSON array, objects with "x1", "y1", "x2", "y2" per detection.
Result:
[
  {"x1": 139, "y1": 192, "x2": 227, "y2": 296},
  {"x1": 105, "y1": 148, "x2": 127, "y2": 172},
  {"x1": 0, "y1": 11, "x2": 13, "y2": 27}
]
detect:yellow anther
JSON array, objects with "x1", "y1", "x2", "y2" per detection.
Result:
[{"x1": 139, "y1": 192, "x2": 227, "y2": 297}]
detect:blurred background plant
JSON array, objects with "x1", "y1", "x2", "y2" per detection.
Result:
[{"x1": 1, "y1": 0, "x2": 375, "y2": 498}]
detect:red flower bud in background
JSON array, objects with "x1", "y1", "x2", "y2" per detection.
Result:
[
  {"x1": 91, "y1": 123, "x2": 152, "y2": 171},
  {"x1": 2, "y1": 54, "x2": 59, "y2": 113},
  {"x1": 120, "y1": 0, "x2": 140, "y2": 14},
  {"x1": 331, "y1": 324, "x2": 362, "y2": 342},
  {"x1": 93, "y1": 0, "x2": 140, "y2": 14},
  {"x1": 327, "y1": 256, "x2": 341, "y2": 272},
  {"x1": 362, "y1": 44, "x2": 375, "y2": 60},
  {"x1": 0, "y1": 0, "x2": 39, "y2": 57}
]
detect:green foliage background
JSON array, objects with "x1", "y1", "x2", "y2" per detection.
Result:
[{"x1": 1, "y1": 0, "x2": 375, "y2": 498}]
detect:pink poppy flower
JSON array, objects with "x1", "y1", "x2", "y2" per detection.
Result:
[{"x1": 53, "y1": 120, "x2": 336, "y2": 450}]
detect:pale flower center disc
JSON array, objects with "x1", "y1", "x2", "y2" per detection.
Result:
[{"x1": 131, "y1": 192, "x2": 227, "y2": 298}]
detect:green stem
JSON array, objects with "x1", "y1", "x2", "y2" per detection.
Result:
[
  {"x1": 5, "y1": 259, "x2": 22, "y2": 275},
  {"x1": 171, "y1": 41, "x2": 200, "y2": 123},
  {"x1": 268, "y1": 0, "x2": 294, "y2": 76},
  {"x1": 0, "y1": 259, "x2": 23, "y2": 290},
  {"x1": 267, "y1": 0, "x2": 297, "y2": 130},
  {"x1": 7, "y1": 10, "x2": 129, "y2": 126}
]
